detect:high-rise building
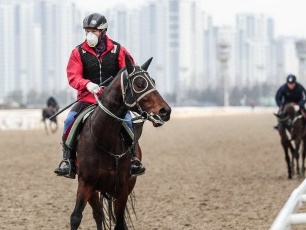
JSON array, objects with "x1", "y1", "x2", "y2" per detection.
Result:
[
  {"x1": 0, "y1": 0, "x2": 303, "y2": 106},
  {"x1": 138, "y1": 0, "x2": 205, "y2": 105},
  {"x1": 235, "y1": 14, "x2": 275, "y2": 89},
  {"x1": 275, "y1": 37, "x2": 299, "y2": 85},
  {"x1": 0, "y1": 4, "x2": 17, "y2": 100},
  {"x1": 33, "y1": 0, "x2": 82, "y2": 94},
  {"x1": 15, "y1": 3, "x2": 35, "y2": 104},
  {"x1": 0, "y1": 0, "x2": 82, "y2": 104}
]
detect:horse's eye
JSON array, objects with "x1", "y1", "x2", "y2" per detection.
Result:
[
  {"x1": 136, "y1": 80, "x2": 146, "y2": 89},
  {"x1": 133, "y1": 76, "x2": 148, "y2": 93}
]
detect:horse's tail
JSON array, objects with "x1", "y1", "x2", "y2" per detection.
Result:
[
  {"x1": 100, "y1": 192, "x2": 136, "y2": 230},
  {"x1": 125, "y1": 191, "x2": 137, "y2": 229},
  {"x1": 100, "y1": 193, "x2": 115, "y2": 229}
]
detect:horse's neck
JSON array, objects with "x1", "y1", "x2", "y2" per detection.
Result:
[{"x1": 91, "y1": 85, "x2": 127, "y2": 142}]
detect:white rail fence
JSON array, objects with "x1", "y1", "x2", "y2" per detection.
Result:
[
  {"x1": 0, "y1": 107, "x2": 276, "y2": 130},
  {"x1": 270, "y1": 178, "x2": 306, "y2": 230},
  {"x1": 0, "y1": 109, "x2": 67, "y2": 130}
]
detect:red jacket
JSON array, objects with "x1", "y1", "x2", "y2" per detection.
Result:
[{"x1": 66, "y1": 35, "x2": 134, "y2": 104}]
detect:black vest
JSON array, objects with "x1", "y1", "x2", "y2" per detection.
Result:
[{"x1": 78, "y1": 41, "x2": 120, "y2": 86}]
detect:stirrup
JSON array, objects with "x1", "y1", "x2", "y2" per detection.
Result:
[
  {"x1": 54, "y1": 159, "x2": 76, "y2": 179},
  {"x1": 130, "y1": 157, "x2": 146, "y2": 177}
]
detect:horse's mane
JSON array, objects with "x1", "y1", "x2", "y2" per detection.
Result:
[
  {"x1": 117, "y1": 67, "x2": 127, "y2": 76},
  {"x1": 283, "y1": 103, "x2": 296, "y2": 118}
]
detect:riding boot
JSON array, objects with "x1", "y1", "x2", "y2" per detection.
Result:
[
  {"x1": 54, "y1": 135, "x2": 76, "y2": 179},
  {"x1": 130, "y1": 150, "x2": 146, "y2": 177}
]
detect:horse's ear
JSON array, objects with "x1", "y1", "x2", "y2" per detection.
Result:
[
  {"x1": 141, "y1": 57, "x2": 153, "y2": 71},
  {"x1": 125, "y1": 55, "x2": 134, "y2": 75}
]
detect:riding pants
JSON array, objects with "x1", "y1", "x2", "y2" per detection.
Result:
[{"x1": 63, "y1": 102, "x2": 133, "y2": 134}]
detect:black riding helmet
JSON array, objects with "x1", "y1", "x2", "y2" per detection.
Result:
[
  {"x1": 287, "y1": 74, "x2": 297, "y2": 84},
  {"x1": 83, "y1": 13, "x2": 108, "y2": 31}
]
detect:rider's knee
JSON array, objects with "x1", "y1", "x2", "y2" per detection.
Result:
[
  {"x1": 124, "y1": 112, "x2": 133, "y2": 129},
  {"x1": 64, "y1": 111, "x2": 78, "y2": 132}
]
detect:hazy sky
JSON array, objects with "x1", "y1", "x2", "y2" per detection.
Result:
[{"x1": 74, "y1": 0, "x2": 306, "y2": 38}]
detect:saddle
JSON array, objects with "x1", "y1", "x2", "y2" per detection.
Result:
[{"x1": 65, "y1": 105, "x2": 135, "y2": 150}]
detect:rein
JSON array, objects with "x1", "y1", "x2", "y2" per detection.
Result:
[
  {"x1": 293, "y1": 114, "x2": 303, "y2": 124},
  {"x1": 94, "y1": 93, "x2": 130, "y2": 122}
]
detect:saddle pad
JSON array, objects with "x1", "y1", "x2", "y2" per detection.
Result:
[
  {"x1": 66, "y1": 105, "x2": 135, "y2": 149},
  {"x1": 66, "y1": 105, "x2": 97, "y2": 149}
]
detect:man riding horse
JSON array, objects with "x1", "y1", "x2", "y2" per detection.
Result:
[
  {"x1": 54, "y1": 13, "x2": 145, "y2": 179},
  {"x1": 274, "y1": 74, "x2": 306, "y2": 129},
  {"x1": 47, "y1": 96, "x2": 59, "y2": 112}
]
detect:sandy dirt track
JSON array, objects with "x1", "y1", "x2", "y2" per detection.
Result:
[{"x1": 0, "y1": 112, "x2": 305, "y2": 230}]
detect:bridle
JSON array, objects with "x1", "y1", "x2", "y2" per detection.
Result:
[
  {"x1": 277, "y1": 114, "x2": 292, "y2": 129},
  {"x1": 277, "y1": 111, "x2": 303, "y2": 130},
  {"x1": 94, "y1": 68, "x2": 164, "y2": 125}
]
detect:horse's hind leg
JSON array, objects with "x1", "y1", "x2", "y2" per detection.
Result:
[
  {"x1": 295, "y1": 141, "x2": 301, "y2": 177},
  {"x1": 43, "y1": 121, "x2": 49, "y2": 135},
  {"x1": 302, "y1": 140, "x2": 306, "y2": 175},
  {"x1": 71, "y1": 180, "x2": 93, "y2": 230},
  {"x1": 88, "y1": 191, "x2": 103, "y2": 230}
]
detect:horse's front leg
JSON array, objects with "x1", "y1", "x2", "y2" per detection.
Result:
[
  {"x1": 71, "y1": 180, "x2": 94, "y2": 230},
  {"x1": 281, "y1": 138, "x2": 292, "y2": 179},
  {"x1": 293, "y1": 139, "x2": 301, "y2": 177},
  {"x1": 43, "y1": 121, "x2": 49, "y2": 135},
  {"x1": 114, "y1": 188, "x2": 129, "y2": 230},
  {"x1": 288, "y1": 139, "x2": 296, "y2": 175},
  {"x1": 294, "y1": 140, "x2": 301, "y2": 177},
  {"x1": 302, "y1": 139, "x2": 306, "y2": 175},
  {"x1": 88, "y1": 190, "x2": 103, "y2": 230}
]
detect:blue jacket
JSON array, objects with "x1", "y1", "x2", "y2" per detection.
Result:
[{"x1": 275, "y1": 82, "x2": 306, "y2": 108}]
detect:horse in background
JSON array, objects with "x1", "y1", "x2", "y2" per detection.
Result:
[
  {"x1": 42, "y1": 97, "x2": 59, "y2": 134},
  {"x1": 274, "y1": 102, "x2": 306, "y2": 178},
  {"x1": 69, "y1": 55, "x2": 171, "y2": 230}
]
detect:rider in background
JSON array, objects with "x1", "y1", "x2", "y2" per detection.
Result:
[
  {"x1": 274, "y1": 74, "x2": 306, "y2": 129},
  {"x1": 54, "y1": 13, "x2": 145, "y2": 179},
  {"x1": 46, "y1": 96, "x2": 59, "y2": 111}
]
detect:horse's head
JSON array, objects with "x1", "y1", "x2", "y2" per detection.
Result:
[
  {"x1": 274, "y1": 103, "x2": 298, "y2": 129},
  {"x1": 121, "y1": 55, "x2": 171, "y2": 127}
]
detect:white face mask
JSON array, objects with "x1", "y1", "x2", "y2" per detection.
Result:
[{"x1": 86, "y1": 32, "x2": 98, "y2": 47}]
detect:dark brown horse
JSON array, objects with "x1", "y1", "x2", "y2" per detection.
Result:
[
  {"x1": 70, "y1": 55, "x2": 171, "y2": 230},
  {"x1": 274, "y1": 103, "x2": 306, "y2": 178},
  {"x1": 42, "y1": 106, "x2": 59, "y2": 134}
]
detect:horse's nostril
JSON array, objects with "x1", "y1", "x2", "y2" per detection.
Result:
[
  {"x1": 159, "y1": 108, "x2": 167, "y2": 117},
  {"x1": 159, "y1": 107, "x2": 171, "y2": 118}
]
